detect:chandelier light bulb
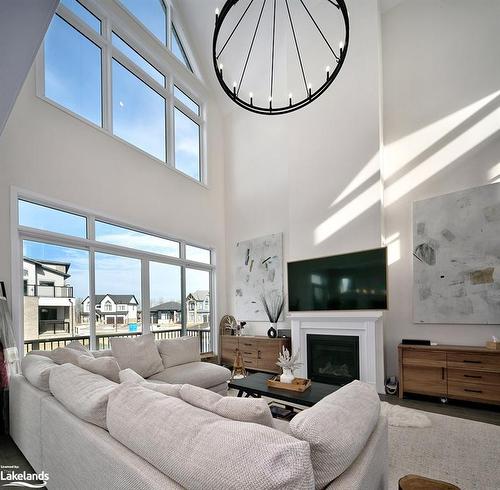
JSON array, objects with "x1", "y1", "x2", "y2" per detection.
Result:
[
  {"x1": 249, "y1": 92, "x2": 253, "y2": 106},
  {"x1": 289, "y1": 93, "x2": 293, "y2": 106},
  {"x1": 232, "y1": 81, "x2": 237, "y2": 95},
  {"x1": 339, "y1": 41, "x2": 344, "y2": 50},
  {"x1": 215, "y1": 7, "x2": 220, "y2": 15},
  {"x1": 219, "y1": 63, "x2": 223, "y2": 71}
]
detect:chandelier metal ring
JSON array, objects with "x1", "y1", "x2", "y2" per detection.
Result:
[{"x1": 213, "y1": 0, "x2": 350, "y2": 115}]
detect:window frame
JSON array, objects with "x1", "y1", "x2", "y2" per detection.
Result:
[
  {"x1": 10, "y1": 188, "x2": 216, "y2": 354},
  {"x1": 35, "y1": 0, "x2": 207, "y2": 185}
]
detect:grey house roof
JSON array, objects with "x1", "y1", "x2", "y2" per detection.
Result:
[
  {"x1": 187, "y1": 290, "x2": 209, "y2": 301},
  {"x1": 150, "y1": 301, "x2": 182, "y2": 312},
  {"x1": 81, "y1": 294, "x2": 138, "y2": 305}
]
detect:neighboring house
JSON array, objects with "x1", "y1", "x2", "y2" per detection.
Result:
[
  {"x1": 150, "y1": 301, "x2": 181, "y2": 326},
  {"x1": 23, "y1": 257, "x2": 74, "y2": 340},
  {"x1": 81, "y1": 294, "x2": 139, "y2": 326},
  {"x1": 186, "y1": 290, "x2": 210, "y2": 325}
]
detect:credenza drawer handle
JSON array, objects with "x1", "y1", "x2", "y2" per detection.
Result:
[
  {"x1": 464, "y1": 374, "x2": 482, "y2": 379},
  {"x1": 243, "y1": 351, "x2": 253, "y2": 355},
  {"x1": 464, "y1": 388, "x2": 482, "y2": 393},
  {"x1": 243, "y1": 343, "x2": 253, "y2": 347},
  {"x1": 463, "y1": 360, "x2": 481, "y2": 364}
]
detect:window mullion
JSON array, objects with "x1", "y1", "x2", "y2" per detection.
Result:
[
  {"x1": 167, "y1": 76, "x2": 175, "y2": 167},
  {"x1": 102, "y1": 16, "x2": 113, "y2": 132},
  {"x1": 89, "y1": 248, "x2": 96, "y2": 350},
  {"x1": 181, "y1": 266, "x2": 186, "y2": 336},
  {"x1": 141, "y1": 259, "x2": 150, "y2": 334}
]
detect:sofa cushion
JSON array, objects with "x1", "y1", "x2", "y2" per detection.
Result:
[
  {"x1": 79, "y1": 356, "x2": 120, "y2": 383},
  {"x1": 49, "y1": 363, "x2": 117, "y2": 429},
  {"x1": 148, "y1": 361, "x2": 230, "y2": 389},
  {"x1": 21, "y1": 354, "x2": 57, "y2": 392},
  {"x1": 50, "y1": 346, "x2": 92, "y2": 366},
  {"x1": 107, "y1": 383, "x2": 315, "y2": 489},
  {"x1": 180, "y1": 384, "x2": 274, "y2": 427},
  {"x1": 66, "y1": 340, "x2": 91, "y2": 355},
  {"x1": 92, "y1": 349, "x2": 112, "y2": 358},
  {"x1": 118, "y1": 368, "x2": 182, "y2": 397},
  {"x1": 110, "y1": 334, "x2": 163, "y2": 378},
  {"x1": 26, "y1": 349, "x2": 53, "y2": 358},
  {"x1": 289, "y1": 380, "x2": 380, "y2": 489},
  {"x1": 156, "y1": 336, "x2": 200, "y2": 368}
]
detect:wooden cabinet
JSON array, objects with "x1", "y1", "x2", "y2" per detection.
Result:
[
  {"x1": 399, "y1": 344, "x2": 500, "y2": 406},
  {"x1": 220, "y1": 335, "x2": 291, "y2": 374}
]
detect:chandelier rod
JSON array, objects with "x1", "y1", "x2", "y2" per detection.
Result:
[
  {"x1": 285, "y1": 0, "x2": 308, "y2": 96},
  {"x1": 299, "y1": 0, "x2": 339, "y2": 61},
  {"x1": 216, "y1": 0, "x2": 255, "y2": 60},
  {"x1": 237, "y1": 0, "x2": 267, "y2": 95},
  {"x1": 270, "y1": 0, "x2": 277, "y2": 101},
  {"x1": 325, "y1": 0, "x2": 340, "y2": 8}
]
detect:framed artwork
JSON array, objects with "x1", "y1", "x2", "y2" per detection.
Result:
[
  {"x1": 413, "y1": 183, "x2": 500, "y2": 324},
  {"x1": 234, "y1": 233, "x2": 283, "y2": 321}
]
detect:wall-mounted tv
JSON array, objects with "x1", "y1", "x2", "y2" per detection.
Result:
[{"x1": 288, "y1": 247, "x2": 387, "y2": 311}]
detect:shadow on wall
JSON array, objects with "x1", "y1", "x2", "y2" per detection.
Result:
[{"x1": 314, "y1": 90, "x2": 500, "y2": 246}]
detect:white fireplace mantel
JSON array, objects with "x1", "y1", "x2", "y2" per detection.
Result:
[{"x1": 289, "y1": 311, "x2": 384, "y2": 393}]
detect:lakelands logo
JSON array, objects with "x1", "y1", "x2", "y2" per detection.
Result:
[{"x1": 0, "y1": 466, "x2": 49, "y2": 488}]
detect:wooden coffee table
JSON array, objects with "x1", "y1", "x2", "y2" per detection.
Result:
[
  {"x1": 398, "y1": 475, "x2": 460, "y2": 490},
  {"x1": 228, "y1": 372, "x2": 341, "y2": 408}
]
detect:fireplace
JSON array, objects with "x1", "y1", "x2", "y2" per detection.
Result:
[{"x1": 307, "y1": 334, "x2": 359, "y2": 386}]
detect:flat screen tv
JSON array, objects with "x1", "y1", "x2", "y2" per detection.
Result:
[{"x1": 288, "y1": 247, "x2": 387, "y2": 311}]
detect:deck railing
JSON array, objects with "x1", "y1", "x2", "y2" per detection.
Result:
[
  {"x1": 24, "y1": 328, "x2": 212, "y2": 354},
  {"x1": 24, "y1": 284, "x2": 74, "y2": 298}
]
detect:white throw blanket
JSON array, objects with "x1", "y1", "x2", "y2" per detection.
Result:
[{"x1": 380, "y1": 401, "x2": 432, "y2": 428}]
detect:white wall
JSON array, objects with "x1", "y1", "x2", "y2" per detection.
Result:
[
  {"x1": 0, "y1": 62, "x2": 227, "y2": 341},
  {"x1": 224, "y1": 0, "x2": 384, "y2": 335},
  {"x1": 0, "y1": 0, "x2": 58, "y2": 136},
  {"x1": 382, "y1": 0, "x2": 500, "y2": 376}
]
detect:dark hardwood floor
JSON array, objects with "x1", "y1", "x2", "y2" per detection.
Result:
[{"x1": 0, "y1": 433, "x2": 34, "y2": 479}]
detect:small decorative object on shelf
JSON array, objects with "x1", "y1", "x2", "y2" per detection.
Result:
[
  {"x1": 261, "y1": 292, "x2": 284, "y2": 339},
  {"x1": 486, "y1": 336, "x2": 500, "y2": 350},
  {"x1": 276, "y1": 346, "x2": 302, "y2": 384},
  {"x1": 232, "y1": 350, "x2": 247, "y2": 379}
]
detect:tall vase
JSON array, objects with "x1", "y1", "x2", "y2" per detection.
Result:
[
  {"x1": 280, "y1": 368, "x2": 294, "y2": 384},
  {"x1": 267, "y1": 322, "x2": 277, "y2": 338}
]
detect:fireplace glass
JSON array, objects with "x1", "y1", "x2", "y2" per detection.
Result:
[{"x1": 307, "y1": 334, "x2": 359, "y2": 386}]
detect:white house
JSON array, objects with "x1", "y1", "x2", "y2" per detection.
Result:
[
  {"x1": 81, "y1": 294, "x2": 139, "y2": 326},
  {"x1": 23, "y1": 257, "x2": 75, "y2": 340},
  {"x1": 186, "y1": 290, "x2": 210, "y2": 326}
]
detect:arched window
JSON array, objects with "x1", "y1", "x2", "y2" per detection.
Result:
[{"x1": 105, "y1": 300, "x2": 112, "y2": 312}]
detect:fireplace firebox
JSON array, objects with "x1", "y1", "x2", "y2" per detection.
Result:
[{"x1": 307, "y1": 334, "x2": 359, "y2": 386}]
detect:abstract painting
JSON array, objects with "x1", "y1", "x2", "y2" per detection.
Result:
[
  {"x1": 413, "y1": 183, "x2": 500, "y2": 324},
  {"x1": 234, "y1": 233, "x2": 283, "y2": 321}
]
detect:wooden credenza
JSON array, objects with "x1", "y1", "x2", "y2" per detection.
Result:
[
  {"x1": 398, "y1": 344, "x2": 500, "y2": 405},
  {"x1": 220, "y1": 335, "x2": 291, "y2": 374}
]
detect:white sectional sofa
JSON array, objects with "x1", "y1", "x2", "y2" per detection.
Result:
[{"x1": 10, "y1": 336, "x2": 388, "y2": 490}]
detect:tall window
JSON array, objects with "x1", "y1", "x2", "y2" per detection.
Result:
[
  {"x1": 44, "y1": 14, "x2": 102, "y2": 127},
  {"x1": 39, "y1": 0, "x2": 204, "y2": 182},
  {"x1": 17, "y1": 197, "x2": 214, "y2": 354}
]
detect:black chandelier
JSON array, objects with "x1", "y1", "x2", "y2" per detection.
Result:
[{"x1": 213, "y1": 0, "x2": 349, "y2": 115}]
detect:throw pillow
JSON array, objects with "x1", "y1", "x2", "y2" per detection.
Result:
[
  {"x1": 21, "y1": 354, "x2": 57, "y2": 392},
  {"x1": 118, "y1": 368, "x2": 182, "y2": 397},
  {"x1": 49, "y1": 363, "x2": 117, "y2": 429},
  {"x1": 110, "y1": 334, "x2": 164, "y2": 378},
  {"x1": 156, "y1": 336, "x2": 200, "y2": 369},
  {"x1": 79, "y1": 356, "x2": 120, "y2": 383},
  {"x1": 289, "y1": 380, "x2": 380, "y2": 488},
  {"x1": 50, "y1": 346, "x2": 91, "y2": 366},
  {"x1": 66, "y1": 340, "x2": 91, "y2": 355},
  {"x1": 180, "y1": 384, "x2": 274, "y2": 427}
]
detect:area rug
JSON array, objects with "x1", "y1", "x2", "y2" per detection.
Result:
[{"x1": 389, "y1": 410, "x2": 500, "y2": 490}]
